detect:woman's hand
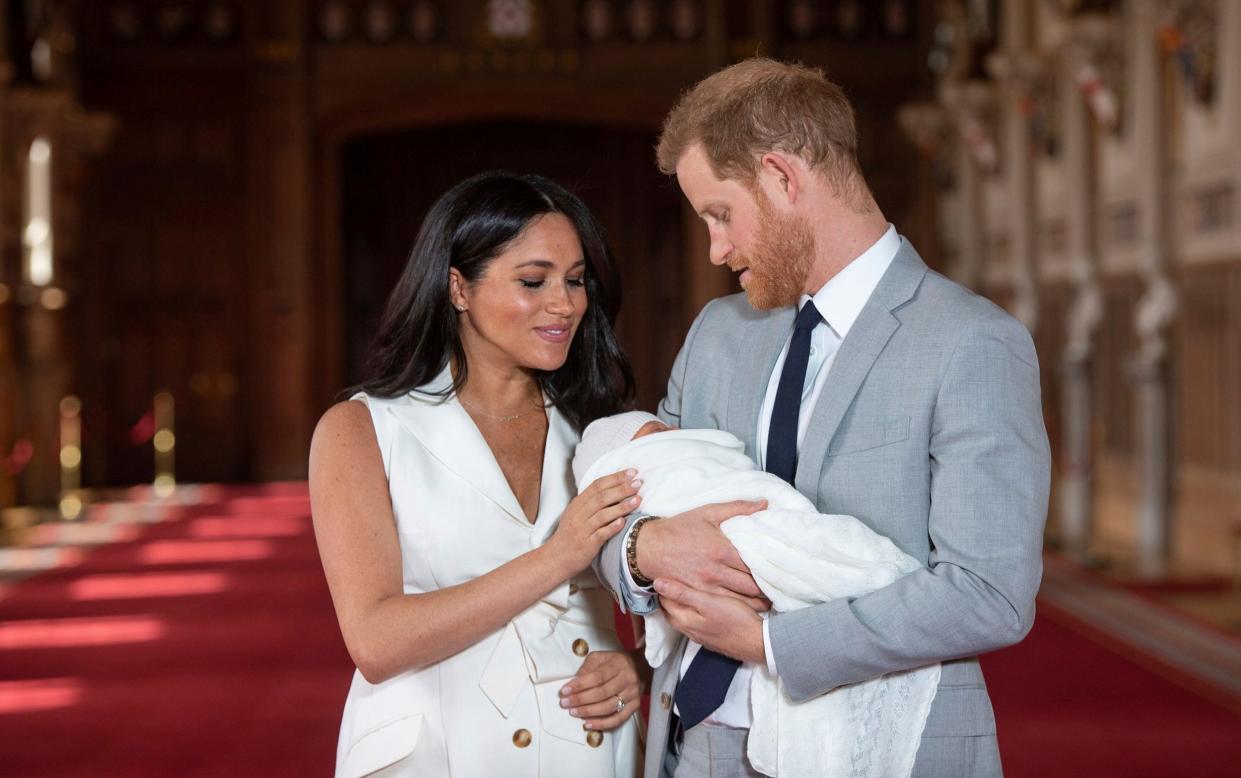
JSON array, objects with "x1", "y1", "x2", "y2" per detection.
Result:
[
  {"x1": 545, "y1": 470, "x2": 641, "y2": 576},
  {"x1": 559, "y1": 650, "x2": 646, "y2": 731}
]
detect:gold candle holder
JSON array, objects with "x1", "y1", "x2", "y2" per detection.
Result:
[
  {"x1": 153, "y1": 392, "x2": 175, "y2": 498},
  {"x1": 59, "y1": 395, "x2": 83, "y2": 519}
]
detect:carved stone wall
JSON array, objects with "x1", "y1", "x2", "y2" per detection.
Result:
[
  {"x1": 1095, "y1": 274, "x2": 1141, "y2": 460},
  {"x1": 50, "y1": 0, "x2": 936, "y2": 487},
  {"x1": 920, "y1": 0, "x2": 1241, "y2": 576},
  {"x1": 1175, "y1": 263, "x2": 1241, "y2": 475}
]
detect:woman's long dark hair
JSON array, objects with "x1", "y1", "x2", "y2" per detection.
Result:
[{"x1": 357, "y1": 171, "x2": 635, "y2": 431}]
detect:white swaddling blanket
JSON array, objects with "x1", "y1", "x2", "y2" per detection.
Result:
[{"x1": 576, "y1": 428, "x2": 940, "y2": 778}]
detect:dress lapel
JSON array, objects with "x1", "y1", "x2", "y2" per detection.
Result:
[
  {"x1": 794, "y1": 241, "x2": 929, "y2": 504},
  {"x1": 384, "y1": 369, "x2": 530, "y2": 528},
  {"x1": 531, "y1": 404, "x2": 576, "y2": 545},
  {"x1": 726, "y1": 306, "x2": 795, "y2": 461}
]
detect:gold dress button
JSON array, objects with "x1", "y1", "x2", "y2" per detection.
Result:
[
  {"x1": 586, "y1": 730, "x2": 604, "y2": 748},
  {"x1": 660, "y1": 692, "x2": 671, "y2": 710},
  {"x1": 512, "y1": 729, "x2": 532, "y2": 748},
  {"x1": 572, "y1": 638, "x2": 589, "y2": 657}
]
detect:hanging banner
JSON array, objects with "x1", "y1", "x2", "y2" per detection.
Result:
[{"x1": 1075, "y1": 63, "x2": 1119, "y2": 132}]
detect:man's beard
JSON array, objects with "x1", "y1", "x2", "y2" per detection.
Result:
[{"x1": 734, "y1": 194, "x2": 815, "y2": 310}]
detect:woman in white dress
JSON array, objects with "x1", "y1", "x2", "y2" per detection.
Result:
[{"x1": 310, "y1": 172, "x2": 645, "y2": 777}]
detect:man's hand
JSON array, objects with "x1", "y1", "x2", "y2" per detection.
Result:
[
  {"x1": 636, "y1": 500, "x2": 769, "y2": 608},
  {"x1": 654, "y1": 578, "x2": 767, "y2": 665}
]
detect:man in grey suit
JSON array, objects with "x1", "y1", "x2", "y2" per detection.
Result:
[{"x1": 587, "y1": 59, "x2": 1050, "y2": 777}]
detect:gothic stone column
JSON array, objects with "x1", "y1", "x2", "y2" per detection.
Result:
[
  {"x1": 941, "y1": 80, "x2": 996, "y2": 291},
  {"x1": 1056, "y1": 15, "x2": 1113, "y2": 558},
  {"x1": 1129, "y1": 0, "x2": 1180, "y2": 577},
  {"x1": 987, "y1": 0, "x2": 1042, "y2": 333}
]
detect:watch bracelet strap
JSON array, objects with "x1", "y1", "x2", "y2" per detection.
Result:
[{"x1": 626, "y1": 515, "x2": 658, "y2": 587}]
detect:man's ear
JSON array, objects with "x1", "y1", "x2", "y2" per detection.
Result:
[{"x1": 758, "y1": 152, "x2": 801, "y2": 207}]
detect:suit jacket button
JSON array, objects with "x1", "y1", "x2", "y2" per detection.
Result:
[
  {"x1": 586, "y1": 730, "x2": 604, "y2": 748},
  {"x1": 660, "y1": 692, "x2": 671, "y2": 710},
  {"x1": 572, "y1": 638, "x2": 589, "y2": 657},
  {"x1": 512, "y1": 729, "x2": 532, "y2": 748},
  {"x1": 569, "y1": 582, "x2": 580, "y2": 594}
]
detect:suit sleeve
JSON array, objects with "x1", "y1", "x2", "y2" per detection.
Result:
[
  {"x1": 767, "y1": 315, "x2": 1050, "y2": 702},
  {"x1": 592, "y1": 303, "x2": 713, "y2": 614},
  {"x1": 656, "y1": 301, "x2": 712, "y2": 428}
]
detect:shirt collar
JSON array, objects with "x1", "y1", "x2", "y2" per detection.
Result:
[{"x1": 802, "y1": 224, "x2": 900, "y2": 340}]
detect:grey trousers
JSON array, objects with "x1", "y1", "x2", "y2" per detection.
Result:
[{"x1": 669, "y1": 723, "x2": 763, "y2": 778}]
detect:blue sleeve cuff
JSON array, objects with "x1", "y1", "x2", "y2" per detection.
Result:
[{"x1": 618, "y1": 523, "x2": 658, "y2": 615}]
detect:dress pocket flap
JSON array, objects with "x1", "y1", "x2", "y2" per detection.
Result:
[
  {"x1": 534, "y1": 679, "x2": 592, "y2": 744},
  {"x1": 338, "y1": 713, "x2": 423, "y2": 778}
]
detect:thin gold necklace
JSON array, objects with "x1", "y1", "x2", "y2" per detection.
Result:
[{"x1": 457, "y1": 393, "x2": 541, "y2": 423}]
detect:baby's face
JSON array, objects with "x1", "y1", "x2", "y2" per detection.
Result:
[{"x1": 632, "y1": 420, "x2": 675, "y2": 439}]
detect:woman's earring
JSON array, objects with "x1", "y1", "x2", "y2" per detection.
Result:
[{"x1": 454, "y1": 305, "x2": 465, "y2": 312}]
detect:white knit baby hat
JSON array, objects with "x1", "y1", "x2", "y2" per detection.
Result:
[{"x1": 571, "y1": 410, "x2": 662, "y2": 488}]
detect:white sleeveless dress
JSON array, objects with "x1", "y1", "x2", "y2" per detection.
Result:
[{"x1": 334, "y1": 370, "x2": 641, "y2": 778}]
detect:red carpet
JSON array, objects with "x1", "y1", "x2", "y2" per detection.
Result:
[
  {"x1": 2, "y1": 485, "x2": 1239, "y2": 776},
  {"x1": 983, "y1": 602, "x2": 1241, "y2": 778},
  {"x1": 0, "y1": 485, "x2": 351, "y2": 776}
]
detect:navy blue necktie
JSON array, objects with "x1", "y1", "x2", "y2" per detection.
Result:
[
  {"x1": 765, "y1": 300, "x2": 823, "y2": 483},
  {"x1": 674, "y1": 300, "x2": 822, "y2": 731}
]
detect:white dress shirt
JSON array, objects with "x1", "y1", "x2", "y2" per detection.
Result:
[{"x1": 625, "y1": 224, "x2": 901, "y2": 728}]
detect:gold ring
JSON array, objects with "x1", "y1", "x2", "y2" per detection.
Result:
[{"x1": 614, "y1": 695, "x2": 625, "y2": 712}]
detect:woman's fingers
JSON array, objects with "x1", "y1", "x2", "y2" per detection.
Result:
[
  {"x1": 572, "y1": 682, "x2": 642, "y2": 720},
  {"x1": 580, "y1": 708, "x2": 632, "y2": 731},
  {"x1": 578, "y1": 687, "x2": 642, "y2": 730},
  {"x1": 592, "y1": 516, "x2": 627, "y2": 543},
  {"x1": 581, "y1": 497, "x2": 640, "y2": 537},
  {"x1": 588, "y1": 470, "x2": 637, "y2": 499},
  {"x1": 590, "y1": 480, "x2": 641, "y2": 514},
  {"x1": 601, "y1": 495, "x2": 640, "y2": 523},
  {"x1": 562, "y1": 651, "x2": 644, "y2": 730},
  {"x1": 563, "y1": 659, "x2": 611, "y2": 698},
  {"x1": 567, "y1": 479, "x2": 637, "y2": 528},
  {"x1": 563, "y1": 670, "x2": 625, "y2": 708}
]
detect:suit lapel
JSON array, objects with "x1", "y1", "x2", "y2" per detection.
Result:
[
  {"x1": 726, "y1": 306, "x2": 795, "y2": 461},
  {"x1": 794, "y1": 241, "x2": 929, "y2": 504},
  {"x1": 384, "y1": 371, "x2": 531, "y2": 528}
]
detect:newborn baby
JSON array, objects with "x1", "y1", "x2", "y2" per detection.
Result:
[{"x1": 573, "y1": 411, "x2": 941, "y2": 778}]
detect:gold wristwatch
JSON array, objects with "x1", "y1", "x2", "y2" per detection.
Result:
[{"x1": 626, "y1": 515, "x2": 659, "y2": 588}]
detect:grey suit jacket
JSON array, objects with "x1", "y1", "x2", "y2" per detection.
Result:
[{"x1": 596, "y1": 240, "x2": 1050, "y2": 778}]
